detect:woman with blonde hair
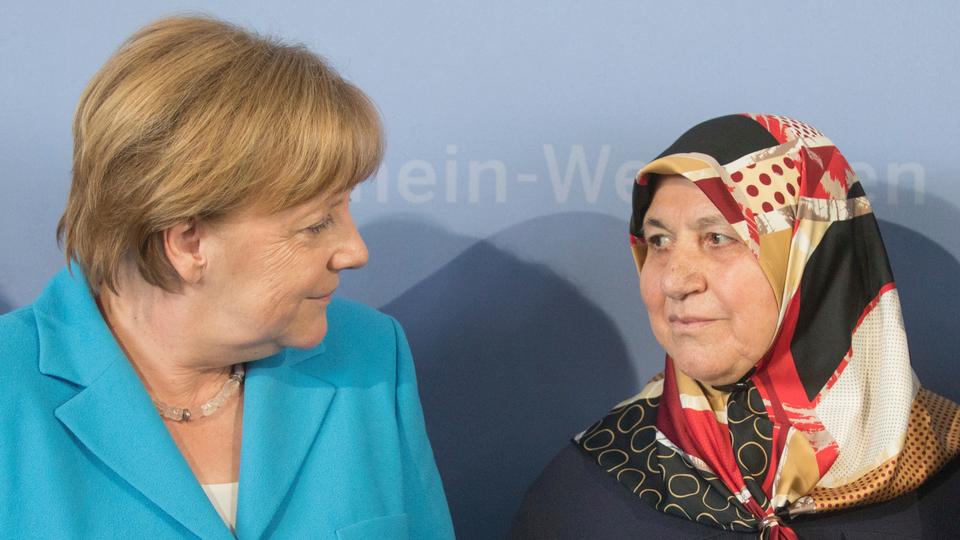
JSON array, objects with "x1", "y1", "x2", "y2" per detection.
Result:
[{"x1": 0, "y1": 16, "x2": 453, "y2": 539}]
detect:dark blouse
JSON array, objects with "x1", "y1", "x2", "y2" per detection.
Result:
[{"x1": 510, "y1": 443, "x2": 960, "y2": 539}]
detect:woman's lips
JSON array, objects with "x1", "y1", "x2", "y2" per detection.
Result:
[{"x1": 668, "y1": 315, "x2": 718, "y2": 330}]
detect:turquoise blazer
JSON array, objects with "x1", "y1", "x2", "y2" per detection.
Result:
[{"x1": 0, "y1": 268, "x2": 455, "y2": 539}]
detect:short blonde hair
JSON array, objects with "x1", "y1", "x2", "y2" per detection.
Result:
[{"x1": 58, "y1": 15, "x2": 384, "y2": 294}]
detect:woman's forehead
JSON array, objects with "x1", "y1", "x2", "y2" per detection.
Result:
[{"x1": 226, "y1": 190, "x2": 346, "y2": 225}]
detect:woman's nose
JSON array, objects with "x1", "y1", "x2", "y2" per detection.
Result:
[
  {"x1": 660, "y1": 250, "x2": 706, "y2": 300},
  {"x1": 330, "y1": 215, "x2": 369, "y2": 271}
]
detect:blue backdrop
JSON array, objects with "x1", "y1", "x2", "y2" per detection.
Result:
[{"x1": 3, "y1": 3, "x2": 959, "y2": 538}]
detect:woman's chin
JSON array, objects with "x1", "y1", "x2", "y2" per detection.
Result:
[{"x1": 280, "y1": 321, "x2": 329, "y2": 350}]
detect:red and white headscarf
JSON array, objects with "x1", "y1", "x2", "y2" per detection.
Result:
[{"x1": 576, "y1": 114, "x2": 960, "y2": 538}]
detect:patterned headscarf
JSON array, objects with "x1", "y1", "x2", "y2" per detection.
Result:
[{"x1": 576, "y1": 114, "x2": 960, "y2": 539}]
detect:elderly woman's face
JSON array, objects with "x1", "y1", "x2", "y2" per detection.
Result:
[
  {"x1": 199, "y1": 191, "x2": 368, "y2": 353},
  {"x1": 639, "y1": 175, "x2": 779, "y2": 386}
]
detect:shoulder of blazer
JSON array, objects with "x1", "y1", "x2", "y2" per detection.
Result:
[
  {"x1": 0, "y1": 306, "x2": 56, "y2": 415},
  {"x1": 0, "y1": 305, "x2": 39, "y2": 355}
]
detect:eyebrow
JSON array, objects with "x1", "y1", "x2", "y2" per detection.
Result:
[
  {"x1": 643, "y1": 215, "x2": 729, "y2": 233},
  {"x1": 303, "y1": 194, "x2": 347, "y2": 218}
]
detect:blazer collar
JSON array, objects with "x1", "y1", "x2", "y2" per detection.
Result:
[
  {"x1": 34, "y1": 266, "x2": 121, "y2": 386},
  {"x1": 34, "y1": 267, "x2": 338, "y2": 539}
]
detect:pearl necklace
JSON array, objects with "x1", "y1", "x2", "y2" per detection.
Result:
[{"x1": 154, "y1": 363, "x2": 245, "y2": 422}]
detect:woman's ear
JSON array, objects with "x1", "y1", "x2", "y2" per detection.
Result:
[{"x1": 163, "y1": 219, "x2": 208, "y2": 285}]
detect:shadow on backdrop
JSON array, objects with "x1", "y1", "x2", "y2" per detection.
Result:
[
  {"x1": 337, "y1": 216, "x2": 477, "y2": 308},
  {"x1": 482, "y1": 211, "x2": 661, "y2": 378},
  {"x1": 880, "y1": 218, "x2": 960, "y2": 400},
  {"x1": 874, "y1": 186, "x2": 960, "y2": 402},
  {"x1": 343, "y1": 217, "x2": 638, "y2": 540},
  {"x1": 0, "y1": 291, "x2": 10, "y2": 315}
]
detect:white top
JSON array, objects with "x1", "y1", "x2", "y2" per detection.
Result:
[{"x1": 201, "y1": 481, "x2": 239, "y2": 533}]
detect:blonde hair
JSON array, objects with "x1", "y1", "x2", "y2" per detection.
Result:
[{"x1": 58, "y1": 15, "x2": 384, "y2": 294}]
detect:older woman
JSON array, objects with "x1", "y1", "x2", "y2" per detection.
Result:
[
  {"x1": 512, "y1": 114, "x2": 960, "y2": 538},
  {"x1": 0, "y1": 16, "x2": 453, "y2": 539}
]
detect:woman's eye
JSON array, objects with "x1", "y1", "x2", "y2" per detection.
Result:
[
  {"x1": 305, "y1": 217, "x2": 334, "y2": 234},
  {"x1": 706, "y1": 232, "x2": 736, "y2": 246},
  {"x1": 646, "y1": 234, "x2": 670, "y2": 250}
]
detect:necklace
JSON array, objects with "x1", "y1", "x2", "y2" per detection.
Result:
[{"x1": 154, "y1": 363, "x2": 245, "y2": 422}]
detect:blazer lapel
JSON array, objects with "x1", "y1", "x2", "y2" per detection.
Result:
[
  {"x1": 35, "y1": 268, "x2": 233, "y2": 539},
  {"x1": 235, "y1": 347, "x2": 336, "y2": 539},
  {"x1": 54, "y1": 358, "x2": 234, "y2": 540}
]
